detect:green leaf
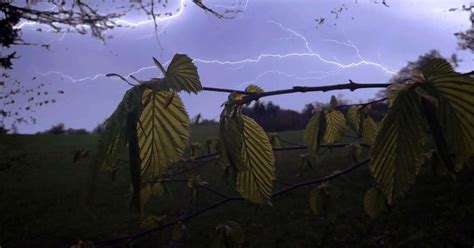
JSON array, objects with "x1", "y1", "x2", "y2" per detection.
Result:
[
  {"x1": 236, "y1": 116, "x2": 276, "y2": 204},
  {"x1": 364, "y1": 187, "x2": 388, "y2": 219},
  {"x1": 219, "y1": 110, "x2": 247, "y2": 171},
  {"x1": 161, "y1": 54, "x2": 202, "y2": 93},
  {"x1": 138, "y1": 89, "x2": 190, "y2": 182},
  {"x1": 304, "y1": 112, "x2": 326, "y2": 157},
  {"x1": 267, "y1": 132, "x2": 282, "y2": 149},
  {"x1": 347, "y1": 106, "x2": 361, "y2": 136},
  {"x1": 361, "y1": 116, "x2": 377, "y2": 145},
  {"x1": 348, "y1": 143, "x2": 362, "y2": 162},
  {"x1": 210, "y1": 221, "x2": 244, "y2": 248},
  {"x1": 420, "y1": 58, "x2": 454, "y2": 76},
  {"x1": 323, "y1": 109, "x2": 345, "y2": 144},
  {"x1": 426, "y1": 69, "x2": 474, "y2": 169},
  {"x1": 245, "y1": 84, "x2": 264, "y2": 93},
  {"x1": 370, "y1": 90, "x2": 426, "y2": 205},
  {"x1": 308, "y1": 186, "x2": 335, "y2": 220},
  {"x1": 98, "y1": 86, "x2": 144, "y2": 171}
]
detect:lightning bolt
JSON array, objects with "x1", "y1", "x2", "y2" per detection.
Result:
[
  {"x1": 34, "y1": 5, "x2": 396, "y2": 90},
  {"x1": 234, "y1": 20, "x2": 395, "y2": 88}
]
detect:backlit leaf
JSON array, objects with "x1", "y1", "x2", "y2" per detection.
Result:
[
  {"x1": 304, "y1": 112, "x2": 326, "y2": 158},
  {"x1": 348, "y1": 143, "x2": 362, "y2": 162},
  {"x1": 267, "y1": 133, "x2": 282, "y2": 149},
  {"x1": 361, "y1": 116, "x2": 377, "y2": 145},
  {"x1": 323, "y1": 109, "x2": 345, "y2": 144},
  {"x1": 161, "y1": 54, "x2": 202, "y2": 93},
  {"x1": 219, "y1": 110, "x2": 247, "y2": 171},
  {"x1": 420, "y1": 59, "x2": 474, "y2": 169},
  {"x1": 98, "y1": 86, "x2": 144, "y2": 171},
  {"x1": 370, "y1": 90, "x2": 426, "y2": 205},
  {"x1": 138, "y1": 89, "x2": 190, "y2": 182},
  {"x1": 347, "y1": 106, "x2": 361, "y2": 136},
  {"x1": 236, "y1": 116, "x2": 275, "y2": 204}
]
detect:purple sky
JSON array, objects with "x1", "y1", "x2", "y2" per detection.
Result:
[{"x1": 4, "y1": 0, "x2": 473, "y2": 133}]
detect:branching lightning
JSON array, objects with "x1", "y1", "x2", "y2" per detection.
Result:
[{"x1": 32, "y1": 3, "x2": 395, "y2": 91}]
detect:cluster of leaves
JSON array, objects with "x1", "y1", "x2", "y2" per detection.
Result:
[
  {"x1": 96, "y1": 54, "x2": 472, "y2": 246},
  {"x1": 97, "y1": 53, "x2": 202, "y2": 212},
  {"x1": 302, "y1": 58, "x2": 473, "y2": 219},
  {"x1": 218, "y1": 84, "x2": 276, "y2": 204},
  {"x1": 367, "y1": 59, "x2": 473, "y2": 216}
]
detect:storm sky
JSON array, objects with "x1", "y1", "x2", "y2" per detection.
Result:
[{"x1": 4, "y1": 0, "x2": 473, "y2": 133}]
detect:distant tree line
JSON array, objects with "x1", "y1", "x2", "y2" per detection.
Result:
[
  {"x1": 30, "y1": 97, "x2": 389, "y2": 135},
  {"x1": 242, "y1": 97, "x2": 388, "y2": 132}
]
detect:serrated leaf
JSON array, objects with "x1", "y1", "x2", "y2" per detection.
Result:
[
  {"x1": 370, "y1": 90, "x2": 426, "y2": 205},
  {"x1": 161, "y1": 54, "x2": 202, "y2": 93},
  {"x1": 138, "y1": 89, "x2": 190, "y2": 182},
  {"x1": 347, "y1": 106, "x2": 361, "y2": 135},
  {"x1": 236, "y1": 116, "x2": 275, "y2": 204},
  {"x1": 364, "y1": 187, "x2": 388, "y2": 219},
  {"x1": 304, "y1": 112, "x2": 326, "y2": 157},
  {"x1": 361, "y1": 116, "x2": 377, "y2": 145},
  {"x1": 98, "y1": 86, "x2": 144, "y2": 171},
  {"x1": 245, "y1": 84, "x2": 264, "y2": 93},
  {"x1": 323, "y1": 109, "x2": 345, "y2": 144},
  {"x1": 219, "y1": 111, "x2": 247, "y2": 171},
  {"x1": 420, "y1": 58, "x2": 454, "y2": 76},
  {"x1": 422, "y1": 61, "x2": 474, "y2": 169},
  {"x1": 211, "y1": 221, "x2": 244, "y2": 248}
]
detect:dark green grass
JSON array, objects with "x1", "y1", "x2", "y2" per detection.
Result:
[{"x1": 1, "y1": 126, "x2": 473, "y2": 247}]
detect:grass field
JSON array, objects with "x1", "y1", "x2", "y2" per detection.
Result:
[{"x1": 1, "y1": 124, "x2": 474, "y2": 247}]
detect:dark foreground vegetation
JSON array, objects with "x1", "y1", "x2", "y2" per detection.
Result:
[{"x1": 1, "y1": 125, "x2": 473, "y2": 247}]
